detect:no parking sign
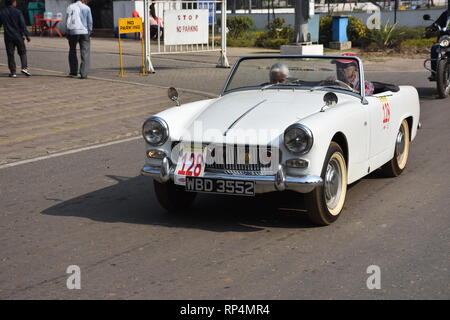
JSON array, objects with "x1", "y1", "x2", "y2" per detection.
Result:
[
  {"x1": 164, "y1": 9, "x2": 209, "y2": 45},
  {"x1": 117, "y1": 18, "x2": 147, "y2": 77}
]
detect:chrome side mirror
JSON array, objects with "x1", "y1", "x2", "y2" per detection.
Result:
[
  {"x1": 323, "y1": 92, "x2": 338, "y2": 106},
  {"x1": 168, "y1": 87, "x2": 180, "y2": 106},
  {"x1": 321, "y1": 92, "x2": 338, "y2": 112}
]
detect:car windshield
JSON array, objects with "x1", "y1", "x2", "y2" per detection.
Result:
[{"x1": 224, "y1": 56, "x2": 363, "y2": 96}]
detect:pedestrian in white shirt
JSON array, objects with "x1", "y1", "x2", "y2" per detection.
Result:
[{"x1": 66, "y1": 0, "x2": 93, "y2": 79}]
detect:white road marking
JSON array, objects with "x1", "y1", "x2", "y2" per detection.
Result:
[{"x1": 0, "y1": 136, "x2": 141, "y2": 170}]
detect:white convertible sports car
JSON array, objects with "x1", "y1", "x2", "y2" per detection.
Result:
[{"x1": 141, "y1": 55, "x2": 421, "y2": 225}]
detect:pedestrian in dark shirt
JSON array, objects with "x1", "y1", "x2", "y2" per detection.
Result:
[{"x1": 0, "y1": 0, "x2": 31, "y2": 77}]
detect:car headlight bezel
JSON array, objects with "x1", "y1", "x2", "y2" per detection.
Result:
[
  {"x1": 283, "y1": 124, "x2": 314, "y2": 155},
  {"x1": 439, "y1": 35, "x2": 450, "y2": 47},
  {"x1": 142, "y1": 116, "x2": 169, "y2": 146}
]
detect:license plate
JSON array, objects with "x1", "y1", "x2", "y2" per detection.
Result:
[
  {"x1": 185, "y1": 177, "x2": 255, "y2": 196},
  {"x1": 174, "y1": 146, "x2": 207, "y2": 185}
]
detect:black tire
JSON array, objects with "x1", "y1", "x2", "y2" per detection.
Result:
[
  {"x1": 153, "y1": 181, "x2": 196, "y2": 212},
  {"x1": 381, "y1": 119, "x2": 410, "y2": 177},
  {"x1": 436, "y1": 58, "x2": 450, "y2": 99},
  {"x1": 305, "y1": 142, "x2": 347, "y2": 226}
]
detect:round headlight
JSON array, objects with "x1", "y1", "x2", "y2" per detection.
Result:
[
  {"x1": 142, "y1": 117, "x2": 169, "y2": 146},
  {"x1": 439, "y1": 35, "x2": 450, "y2": 47},
  {"x1": 284, "y1": 124, "x2": 313, "y2": 154}
]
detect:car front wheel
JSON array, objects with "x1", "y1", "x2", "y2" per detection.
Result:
[
  {"x1": 381, "y1": 119, "x2": 410, "y2": 177},
  {"x1": 305, "y1": 142, "x2": 348, "y2": 226},
  {"x1": 153, "y1": 181, "x2": 197, "y2": 212}
]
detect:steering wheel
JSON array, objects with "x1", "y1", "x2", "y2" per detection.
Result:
[{"x1": 320, "y1": 79, "x2": 358, "y2": 93}]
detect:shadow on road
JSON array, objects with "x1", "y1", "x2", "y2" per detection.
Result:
[{"x1": 42, "y1": 174, "x2": 317, "y2": 232}]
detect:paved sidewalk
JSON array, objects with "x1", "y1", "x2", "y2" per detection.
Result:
[{"x1": 0, "y1": 66, "x2": 206, "y2": 166}]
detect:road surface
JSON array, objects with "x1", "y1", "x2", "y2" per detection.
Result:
[{"x1": 0, "y1": 39, "x2": 449, "y2": 299}]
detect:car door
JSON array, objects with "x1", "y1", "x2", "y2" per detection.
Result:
[
  {"x1": 345, "y1": 99, "x2": 372, "y2": 183},
  {"x1": 366, "y1": 93, "x2": 394, "y2": 170}
]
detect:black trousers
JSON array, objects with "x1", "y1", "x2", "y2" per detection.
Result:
[
  {"x1": 4, "y1": 37, "x2": 27, "y2": 74},
  {"x1": 431, "y1": 43, "x2": 440, "y2": 72},
  {"x1": 68, "y1": 34, "x2": 90, "y2": 78},
  {"x1": 150, "y1": 25, "x2": 163, "y2": 40}
]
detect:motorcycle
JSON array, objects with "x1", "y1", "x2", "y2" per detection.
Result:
[{"x1": 423, "y1": 14, "x2": 450, "y2": 99}]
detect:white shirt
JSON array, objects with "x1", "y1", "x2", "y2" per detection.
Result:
[{"x1": 66, "y1": 1, "x2": 93, "y2": 35}]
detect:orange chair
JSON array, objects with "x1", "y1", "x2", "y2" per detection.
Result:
[{"x1": 32, "y1": 13, "x2": 45, "y2": 35}]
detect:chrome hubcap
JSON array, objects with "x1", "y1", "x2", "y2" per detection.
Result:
[
  {"x1": 324, "y1": 158, "x2": 342, "y2": 210},
  {"x1": 396, "y1": 129, "x2": 405, "y2": 162}
]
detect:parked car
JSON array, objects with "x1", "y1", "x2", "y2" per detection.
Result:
[{"x1": 141, "y1": 55, "x2": 421, "y2": 225}]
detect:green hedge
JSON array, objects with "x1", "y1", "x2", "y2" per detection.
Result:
[
  {"x1": 365, "y1": 25, "x2": 431, "y2": 52},
  {"x1": 258, "y1": 38, "x2": 290, "y2": 49},
  {"x1": 227, "y1": 38, "x2": 256, "y2": 47},
  {"x1": 227, "y1": 16, "x2": 254, "y2": 39},
  {"x1": 400, "y1": 38, "x2": 436, "y2": 53},
  {"x1": 401, "y1": 38, "x2": 435, "y2": 48},
  {"x1": 226, "y1": 30, "x2": 266, "y2": 47},
  {"x1": 255, "y1": 18, "x2": 293, "y2": 49},
  {"x1": 224, "y1": 17, "x2": 294, "y2": 49}
]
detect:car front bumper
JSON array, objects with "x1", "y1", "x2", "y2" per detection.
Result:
[{"x1": 141, "y1": 157, "x2": 322, "y2": 194}]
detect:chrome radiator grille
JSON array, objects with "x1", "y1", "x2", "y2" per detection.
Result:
[
  {"x1": 171, "y1": 142, "x2": 279, "y2": 175},
  {"x1": 205, "y1": 144, "x2": 278, "y2": 175}
]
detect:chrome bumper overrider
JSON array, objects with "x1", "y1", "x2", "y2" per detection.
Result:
[{"x1": 141, "y1": 158, "x2": 322, "y2": 194}]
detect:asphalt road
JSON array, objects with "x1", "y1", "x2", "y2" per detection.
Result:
[{"x1": 0, "y1": 42, "x2": 449, "y2": 299}]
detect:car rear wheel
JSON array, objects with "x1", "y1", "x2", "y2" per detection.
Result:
[
  {"x1": 305, "y1": 142, "x2": 347, "y2": 226},
  {"x1": 153, "y1": 181, "x2": 196, "y2": 212},
  {"x1": 381, "y1": 119, "x2": 410, "y2": 177}
]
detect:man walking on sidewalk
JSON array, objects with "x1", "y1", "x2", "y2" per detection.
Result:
[
  {"x1": 0, "y1": 0, "x2": 32, "y2": 78},
  {"x1": 66, "y1": 0, "x2": 92, "y2": 79}
]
